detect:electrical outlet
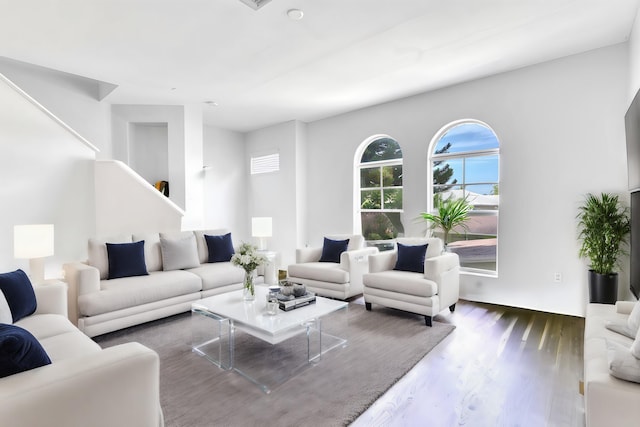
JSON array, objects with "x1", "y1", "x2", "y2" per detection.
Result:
[{"x1": 554, "y1": 272, "x2": 562, "y2": 283}]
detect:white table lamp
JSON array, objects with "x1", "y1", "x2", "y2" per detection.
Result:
[
  {"x1": 14, "y1": 224, "x2": 54, "y2": 284},
  {"x1": 252, "y1": 217, "x2": 272, "y2": 250}
]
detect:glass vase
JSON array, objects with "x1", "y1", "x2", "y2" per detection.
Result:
[{"x1": 243, "y1": 270, "x2": 256, "y2": 301}]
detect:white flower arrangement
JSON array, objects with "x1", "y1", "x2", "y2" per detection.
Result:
[{"x1": 231, "y1": 242, "x2": 267, "y2": 273}]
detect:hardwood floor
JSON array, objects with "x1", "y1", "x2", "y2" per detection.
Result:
[{"x1": 350, "y1": 299, "x2": 585, "y2": 427}]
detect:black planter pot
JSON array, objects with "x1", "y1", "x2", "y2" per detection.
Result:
[{"x1": 588, "y1": 270, "x2": 618, "y2": 304}]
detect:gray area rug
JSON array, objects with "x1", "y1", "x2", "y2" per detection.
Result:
[{"x1": 95, "y1": 302, "x2": 455, "y2": 427}]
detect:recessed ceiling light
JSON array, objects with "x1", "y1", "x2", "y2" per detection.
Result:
[
  {"x1": 287, "y1": 9, "x2": 304, "y2": 20},
  {"x1": 204, "y1": 101, "x2": 218, "y2": 107}
]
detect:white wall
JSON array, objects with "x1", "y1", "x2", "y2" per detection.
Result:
[
  {"x1": 111, "y1": 104, "x2": 204, "y2": 229},
  {"x1": 304, "y1": 44, "x2": 629, "y2": 317},
  {"x1": 0, "y1": 57, "x2": 112, "y2": 158},
  {"x1": 0, "y1": 74, "x2": 96, "y2": 279},
  {"x1": 203, "y1": 125, "x2": 248, "y2": 239},
  {"x1": 629, "y1": 5, "x2": 640, "y2": 100},
  {"x1": 129, "y1": 123, "x2": 169, "y2": 185},
  {"x1": 95, "y1": 160, "x2": 183, "y2": 236},
  {"x1": 245, "y1": 121, "x2": 307, "y2": 268}
]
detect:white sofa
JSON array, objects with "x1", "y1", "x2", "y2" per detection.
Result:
[
  {"x1": 0, "y1": 282, "x2": 163, "y2": 427},
  {"x1": 287, "y1": 235, "x2": 378, "y2": 300},
  {"x1": 584, "y1": 301, "x2": 640, "y2": 427},
  {"x1": 362, "y1": 237, "x2": 459, "y2": 326},
  {"x1": 64, "y1": 229, "x2": 258, "y2": 337}
]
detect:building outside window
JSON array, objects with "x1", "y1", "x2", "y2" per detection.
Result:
[
  {"x1": 429, "y1": 121, "x2": 500, "y2": 273},
  {"x1": 357, "y1": 136, "x2": 404, "y2": 250}
]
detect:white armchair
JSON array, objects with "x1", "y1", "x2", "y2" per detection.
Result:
[
  {"x1": 287, "y1": 235, "x2": 378, "y2": 299},
  {"x1": 363, "y1": 237, "x2": 459, "y2": 326}
]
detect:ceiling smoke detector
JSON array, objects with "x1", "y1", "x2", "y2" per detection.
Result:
[{"x1": 238, "y1": 0, "x2": 272, "y2": 10}]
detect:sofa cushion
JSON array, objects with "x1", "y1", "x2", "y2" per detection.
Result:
[
  {"x1": 0, "y1": 291, "x2": 12, "y2": 324},
  {"x1": 288, "y1": 262, "x2": 349, "y2": 284},
  {"x1": 363, "y1": 270, "x2": 438, "y2": 297},
  {"x1": 0, "y1": 323, "x2": 51, "y2": 378},
  {"x1": 160, "y1": 233, "x2": 200, "y2": 271},
  {"x1": 394, "y1": 243, "x2": 428, "y2": 274},
  {"x1": 88, "y1": 234, "x2": 133, "y2": 280},
  {"x1": 319, "y1": 238, "x2": 349, "y2": 263},
  {"x1": 194, "y1": 229, "x2": 229, "y2": 264},
  {"x1": 78, "y1": 270, "x2": 202, "y2": 317},
  {"x1": 37, "y1": 329, "x2": 102, "y2": 361},
  {"x1": 132, "y1": 233, "x2": 163, "y2": 272},
  {"x1": 0, "y1": 269, "x2": 36, "y2": 322},
  {"x1": 205, "y1": 233, "x2": 235, "y2": 263},
  {"x1": 187, "y1": 263, "x2": 245, "y2": 291},
  {"x1": 15, "y1": 313, "x2": 80, "y2": 341},
  {"x1": 106, "y1": 241, "x2": 149, "y2": 280}
]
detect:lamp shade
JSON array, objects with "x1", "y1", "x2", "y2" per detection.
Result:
[
  {"x1": 14, "y1": 224, "x2": 54, "y2": 259},
  {"x1": 252, "y1": 217, "x2": 272, "y2": 238}
]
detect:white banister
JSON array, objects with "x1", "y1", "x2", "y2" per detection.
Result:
[{"x1": 0, "y1": 72, "x2": 100, "y2": 153}]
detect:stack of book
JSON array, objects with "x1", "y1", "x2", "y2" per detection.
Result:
[{"x1": 277, "y1": 291, "x2": 316, "y2": 311}]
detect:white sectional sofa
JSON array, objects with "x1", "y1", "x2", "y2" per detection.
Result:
[
  {"x1": 64, "y1": 229, "x2": 258, "y2": 337},
  {"x1": 0, "y1": 281, "x2": 163, "y2": 427},
  {"x1": 584, "y1": 301, "x2": 640, "y2": 427}
]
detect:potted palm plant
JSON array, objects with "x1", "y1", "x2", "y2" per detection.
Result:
[
  {"x1": 419, "y1": 194, "x2": 472, "y2": 247},
  {"x1": 577, "y1": 193, "x2": 630, "y2": 304}
]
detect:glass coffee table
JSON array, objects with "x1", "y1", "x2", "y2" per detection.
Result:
[{"x1": 191, "y1": 286, "x2": 348, "y2": 393}]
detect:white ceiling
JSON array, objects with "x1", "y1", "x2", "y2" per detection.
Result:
[{"x1": 0, "y1": 0, "x2": 638, "y2": 132}]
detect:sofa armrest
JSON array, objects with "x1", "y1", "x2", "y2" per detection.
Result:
[
  {"x1": 63, "y1": 262, "x2": 100, "y2": 325},
  {"x1": 0, "y1": 342, "x2": 162, "y2": 427},
  {"x1": 296, "y1": 247, "x2": 322, "y2": 263},
  {"x1": 368, "y1": 250, "x2": 397, "y2": 273},
  {"x1": 33, "y1": 282, "x2": 67, "y2": 317},
  {"x1": 616, "y1": 301, "x2": 636, "y2": 315}
]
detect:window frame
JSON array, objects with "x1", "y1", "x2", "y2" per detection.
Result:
[
  {"x1": 353, "y1": 135, "x2": 404, "y2": 246},
  {"x1": 428, "y1": 120, "x2": 500, "y2": 276}
]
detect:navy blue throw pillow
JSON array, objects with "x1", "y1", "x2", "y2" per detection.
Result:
[
  {"x1": 0, "y1": 323, "x2": 51, "y2": 378},
  {"x1": 106, "y1": 241, "x2": 149, "y2": 280},
  {"x1": 205, "y1": 233, "x2": 235, "y2": 263},
  {"x1": 319, "y1": 238, "x2": 350, "y2": 263},
  {"x1": 394, "y1": 243, "x2": 429, "y2": 274},
  {"x1": 0, "y1": 269, "x2": 36, "y2": 322}
]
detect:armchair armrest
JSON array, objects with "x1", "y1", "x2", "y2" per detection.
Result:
[
  {"x1": 425, "y1": 252, "x2": 460, "y2": 309},
  {"x1": 295, "y1": 247, "x2": 322, "y2": 263},
  {"x1": 33, "y1": 282, "x2": 67, "y2": 317},
  {"x1": 63, "y1": 262, "x2": 100, "y2": 325},
  {"x1": 340, "y1": 247, "x2": 379, "y2": 270},
  {"x1": 616, "y1": 301, "x2": 636, "y2": 315},
  {"x1": 0, "y1": 342, "x2": 162, "y2": 427},
  {"x1": 368, "y1": 250, "x2": 397, "y2": 273},
  {"x1": 424, "y1": 252, "x2": 459, "y2": 282}
]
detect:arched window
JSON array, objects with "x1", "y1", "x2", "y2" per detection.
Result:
[
  {"x1": 354, "y1": 136, "x2": 404, "y2": 250},
  {"x1": 428, "y1": 120, "x2": 500, "y2": 273}
]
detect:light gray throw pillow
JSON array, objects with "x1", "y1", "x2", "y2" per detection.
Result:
[
  {"x1": 628, "y1": 300, "x2": 640, "y2": 334},
  {"x1": 160, "y1": 234, "x2": 200, "y2": 271},
  {"x1": 607, "y1": 339, "x2": 640, "y2": 383},
  {"x1": 606, "y1": 321, "x2": 637, "y2": 339},
  {"x1": 0, "y1": 291, "x2": 12, "y2": 324}
]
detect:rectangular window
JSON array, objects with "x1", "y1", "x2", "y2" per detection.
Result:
[{"x1": 251, "y1": 153, "x2": 279, "y2": 175}]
